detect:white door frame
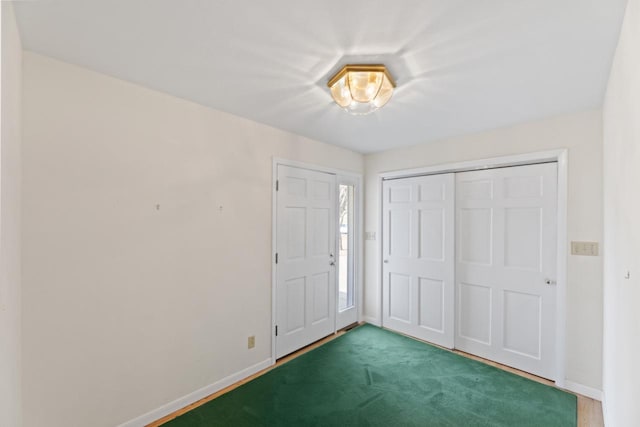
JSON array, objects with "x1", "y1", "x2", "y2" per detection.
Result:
[
  {"x1": 272, "y1": 158, "x2": 363, "y2": 364},
  {"x1": 378, "y1": 149, "x2": 568, "y2": 387}
]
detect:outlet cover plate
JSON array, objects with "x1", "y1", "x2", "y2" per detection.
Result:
[{"x1": 571, "y1": 241, "x2": 599, "y2": 256}]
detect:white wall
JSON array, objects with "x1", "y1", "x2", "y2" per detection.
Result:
[
  {"x1": 602, "y1": 0, "x2": 640, "y2": 425},
  {"x1": 21, "y1": 52, "x2": 363, "y2": 427},
  {"x1": 0, "y1": 2, "x2": 22, "y2": 427},
  {"x1": 364, "y1": 110, "x2": 603, "y2": 391}
]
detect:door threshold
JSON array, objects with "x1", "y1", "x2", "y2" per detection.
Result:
[{"x1": 276, "y1": 322, "x2": 364, "y2": 363}]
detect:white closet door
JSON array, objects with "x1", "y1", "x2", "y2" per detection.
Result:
[
  {"x1": 382, "y1": 174, "x2": 455, "y2": 348},
  {"x1": 276, "y1": 165, "x2": 336, "y2": 358},
  {"x1": 455, "y1": 163, "x2": 557, "y2": 379}
]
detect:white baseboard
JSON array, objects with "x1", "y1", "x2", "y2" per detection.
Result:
[
  {"x1": 601, "y1": 391, "x2": 608, "y2": 426},
  {"x1": 363, "y1": 315, "x2": 381, "y2": 327},
  {"x1": 117, "y1": 358, "x2": 273, "y2": 427},
  {"x1": 563, "y1": 380, "x2": 602, "y2": 401}
]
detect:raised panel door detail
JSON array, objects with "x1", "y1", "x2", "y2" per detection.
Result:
[
  {"x1": 420, "y1": 209, "x2": 444, "y2": 261},
  {"x1": 503, "y1": 290, "x2": 541, "y2": 359},
  {"x1": 285, "y1": 277, "x2": 305, "y2": 333},
  {"x1": 419, "y1": 182, "x2": 445, "y2": 202},
  {"x1": 389, "y1": 209, "x2": 412, "y2": 258},
  {"x1": 286, "y1": 176, "x2": 306, "y2": 198},
  {"x1": 504, "y1": 175, "x2": 543, "y2": 199},
  {"x1": 459, "y1": 208, "x2": 492, "y2": 265},
  {"x1": 505, "y1": 207, "x2": 542, "y2": 271},
  {"x1": 459, "y1": 282, "x2": 492, "y2": 345},
  {"x1": 312, "y1": 272, "x2": 330, "y2": 324},
  {"x1": 458, "y1": 180, "x2": 493, "y2": 200},
  {"x1": 311, "y1": 180, "x2": 330, "y2": 200},
  {"x1": 286, "y1": 207, "x2": 305, "y2": 260},
  {"x1": 419, "y1": 278, "x2": 444, "y2": 332},
  {"x1": 389, "y1": 186, "x2": 412, "y2": 203},
  {"x1": 389, "y1": 273, "x2": 411, "y2": 322},
  {"x1": 310, "y1": 207, "x2": 330, "y2": 256}
]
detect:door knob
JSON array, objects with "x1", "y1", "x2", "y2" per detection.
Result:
[
  {"x1": 545, "y1": 279, "x2": 556, "y2": 285},
  {"x1": 383, "y1": 260, "x2": 389, "y2": 264},
  {"x1": 330, "y1": 261, "x2": 335, "y2": 266}
]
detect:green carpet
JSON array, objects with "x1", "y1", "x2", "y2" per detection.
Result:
[{"x1": 165, "y1": 324, "x2": 576, "y2": 426}]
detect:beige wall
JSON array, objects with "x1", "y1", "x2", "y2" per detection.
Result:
[
  {"x1": 21, "y1": 52, "x2": 363, "y2": 427},
  {"x1": 0, "y1": 3, "x2": 22, "y2": 427},
  {"x1": 602, "y1": 0, "x2": 640, "y2": 425},
  {"x1": 364, "y1": 110, "x2": 603, "y2": 391}
]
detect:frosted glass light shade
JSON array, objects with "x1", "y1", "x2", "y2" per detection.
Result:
[{"x1": 327, "y1": 65, "x2": 396, "y2": 115}]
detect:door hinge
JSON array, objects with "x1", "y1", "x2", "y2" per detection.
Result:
[
  {"x1": 276, "y1": 180, "x2": 279, "y2": 191},
  {"x1": 275, "y1": 325, "x2": 278, "y2": 336},
  {"x1": 275, "y1": 253, "x2": 278, "y2": 264}
]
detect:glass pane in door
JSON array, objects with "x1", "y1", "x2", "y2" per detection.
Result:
[{"x1": 338, "y1": 184, "x2": 355, "y2": 311}]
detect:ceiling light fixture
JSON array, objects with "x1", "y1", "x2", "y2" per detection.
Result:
[{"x1": 327, "y1": 64, "x2": 396, "y2": 115}]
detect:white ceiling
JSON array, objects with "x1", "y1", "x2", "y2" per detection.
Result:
[{"x1": 13, "y1": 0, "x2": 627, "y2": 153}]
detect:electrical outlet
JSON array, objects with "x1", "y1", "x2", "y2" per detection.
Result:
[{"x1": 248, "y1": 336, "x2": 255, "y2": 349}]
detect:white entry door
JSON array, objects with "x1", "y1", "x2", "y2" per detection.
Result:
[
  {"x1": 455, "y1": 163, "x2": 557, "y2": 379},
  {"x1": 382, "y1": 174, "x2": 455, "y2": 348},
  {"x1": 275, "y1": 165, "x2": 336, "y2": 358}
]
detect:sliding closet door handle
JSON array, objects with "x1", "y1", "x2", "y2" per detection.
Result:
[{"x1": 383, "y1": 260, "x2": 389, "y2": 264}]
